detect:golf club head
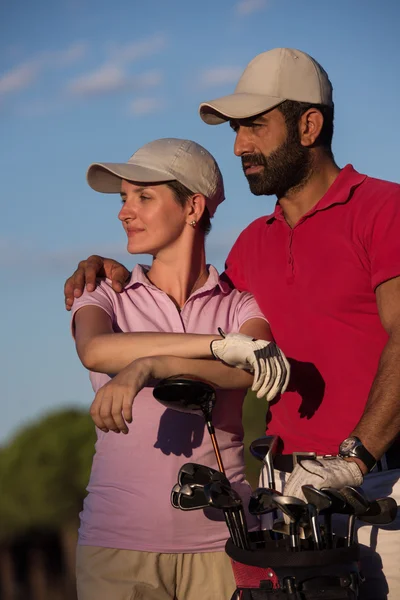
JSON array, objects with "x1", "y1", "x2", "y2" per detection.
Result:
[
  {"x1": 273, "y1": 496, "x2": 308, "y2": 551},
  {"x1": 249, "y1": 435, "x2": 279, "y2": 463},
  {"x1": 153, "y1": 378, "x2": 216, "y2": 417},
  {"x1": 357, "y1": 497, "x2": 398, "y2": 525},
  {"x1": 340, "y1": 486, "x2": 370, "y2": 515},
  {"x1": 203, "y1": 481, "x2": 243, "y2": 510},
  {"x1": 273, "y1": 495, "x2": 308, "y2": 523},
  {"x1": 320, "y1": 487, "x2": 349, "y2": 513},
  {"x1": 302, "y1": 485, "x2": 332, "y2": 514},
  {"x1": 248, "y1": 487, "x2": 282, "y2": 516},
  {"x1": 171, "y1": 482, "x2": 210, "y2": 511},
  {"x1": 171, "y1": 483, "x2": 181, "y2": 509},
  {"x1": 272, "y1": 519, "x2": 311, "y2": 539},
  {"x1": 177, "y1": 463, "x2": 230, "y2": 487}
]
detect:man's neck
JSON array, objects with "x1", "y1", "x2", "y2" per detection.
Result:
[{"x1": 278, "y1": 156, "x2": 341, "y2": 228}]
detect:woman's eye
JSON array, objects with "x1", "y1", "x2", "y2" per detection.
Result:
[{"x1": 140, "y1": 195, "x2": 151, "y2": 201}]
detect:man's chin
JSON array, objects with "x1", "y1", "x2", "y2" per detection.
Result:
[{"x1": 245, "y1": 174, "x2": 273, "y2": 197}]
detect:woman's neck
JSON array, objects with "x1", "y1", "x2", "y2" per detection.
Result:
[{"x1": 146, "y1": 238, "x2": 208, "y2": 309}]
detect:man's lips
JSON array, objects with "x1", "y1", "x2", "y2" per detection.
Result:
[{"x1": 243, "y1": 164, "x2": 264, "y2": 175}]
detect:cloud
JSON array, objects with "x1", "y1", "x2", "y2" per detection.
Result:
[
  {"x1": 108, "y1": 35, "x2": 167, "y2": 64},
  {"x1": 0, "y1": 62, "x2": 39, "y2": 95},
  {"x1": 68, "y1": 67, "x2": 162, "y2": 96},
  {"x1": 0, "y1": 42, "x2": 88, "y2": 97},
  {"x1": 235, "y1": 0, "x2": 269, "y2": 15},
  {"x1": 128, "y1": 97, "x2": 164, "y2": 116},
  {"x1": 66, "y1": 34, "x2": 166, "y2": 98},
  {"x1": 198, "y1": 67, "x2": 243, "y2": 88}
]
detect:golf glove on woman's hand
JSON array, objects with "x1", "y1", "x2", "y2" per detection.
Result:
[{"x1": 210, "y1": 328, "x2": 290, "y2": 401}]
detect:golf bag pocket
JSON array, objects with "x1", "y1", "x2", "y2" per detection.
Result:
[{"x1": 227, "y1": 532, "x2": 361, "y2": 599}]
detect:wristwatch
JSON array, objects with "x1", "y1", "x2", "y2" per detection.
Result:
[{"x1": 339, "y1": 436, "x2": 376, "y2": 472}]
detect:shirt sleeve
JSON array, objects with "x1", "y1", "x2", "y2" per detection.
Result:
[
  {"x1": 362, "y1": 184, "x2": 400, "y2": 290},
  {"x1": 70, "y1": 279, "x2": 115, "y2": 337},
  {"x1": 223, "y1": 231, "x2": 250, "y2": 292},
  {"x1": 235, "y1": 292, "x2": 268, "y2": 330}
]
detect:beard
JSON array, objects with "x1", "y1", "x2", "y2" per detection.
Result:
[{"x1": 242, "y1": 128, "x2": 312, "y2": 199}]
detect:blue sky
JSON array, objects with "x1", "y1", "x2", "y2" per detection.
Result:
[{"x1": 1, "y1": 0, "x2": 399, "y2": 443}]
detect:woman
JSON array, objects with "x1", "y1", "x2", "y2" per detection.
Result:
[{"x1": 71, "y1": 138, "x2": 289, "y2": 600}]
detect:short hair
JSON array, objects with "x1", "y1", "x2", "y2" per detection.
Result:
[
  {"x1": 277, "y1": 100, "x2": 335, "y2": 156},
  {"x1": 165, "y1": 180, "x2": 212, "y2": 236}
]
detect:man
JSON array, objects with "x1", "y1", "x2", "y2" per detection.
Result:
[{"x1": 65, "y1": 49, "x2": 400, "y2": 599}]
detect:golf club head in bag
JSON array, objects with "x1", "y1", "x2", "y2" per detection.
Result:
[
  {"x1": 248, "y1": 487, "x2": 282, "y2": 516},
  {"x1": 249, "y1": 435, "x2": 279, "y2": 490},
  {"x1": 177, "y1": 462, "x2": 230, "y2": 487}
]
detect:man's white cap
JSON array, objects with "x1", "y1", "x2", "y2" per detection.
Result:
[
  {"x1": 87, "y1": 138, "x2": 225, "y2": 217},
  {"x1": 199, "y1": 48, "x2": 333, "y2": 125}
]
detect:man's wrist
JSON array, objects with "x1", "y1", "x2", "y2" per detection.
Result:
[
  {"x1": 339, "y1": 435, "x2": 377, "y2": 473},
  {"x1": 342, "y1": 456, "x2": 369, "y2": 476}
]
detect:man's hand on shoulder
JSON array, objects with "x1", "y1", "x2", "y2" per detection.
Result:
[{"x1": 64, "y1": 255, "x2": 130, "y2": 311}]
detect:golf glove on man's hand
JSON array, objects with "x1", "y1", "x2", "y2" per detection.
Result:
[
  {"x1": 210, "y1": 329, "x2": 290, "y2": 401},
  {"x1": 283, "y1": 456, "x2": 364, "y2": 504}
]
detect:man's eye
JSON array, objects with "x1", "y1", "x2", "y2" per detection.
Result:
[{"x1": 140, "y1": 195, "x2": 151, "y2": 201}]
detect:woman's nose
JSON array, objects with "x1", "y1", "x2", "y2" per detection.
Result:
[{"x1": 118, "y1": 201, "x2": 135, "y2": 222}]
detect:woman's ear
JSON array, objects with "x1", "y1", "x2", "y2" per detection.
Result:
[{"x1": 187, "y1": 193, "x2": 206, "y2": 223}]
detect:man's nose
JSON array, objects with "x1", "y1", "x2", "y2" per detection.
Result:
[{"x1": 234, "y1": 126, "x2": 254, "y2": 157}]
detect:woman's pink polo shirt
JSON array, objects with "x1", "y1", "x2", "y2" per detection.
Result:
[{"x1": 71, "y1": 264, "x2": 266, "y2": 553}]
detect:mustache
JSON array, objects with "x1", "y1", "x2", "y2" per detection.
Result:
[{"x1": 241, "y1": 154, "x2": 267, "y2": 169}]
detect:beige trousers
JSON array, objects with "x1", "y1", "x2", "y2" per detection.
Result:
[{"x1": 76, "y1": 545, "x2": 236, "y2": 600}]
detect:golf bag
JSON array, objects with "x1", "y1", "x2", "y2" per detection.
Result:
[{"x1": 227, "y1": 531, "x2": 361, "y2": 600}]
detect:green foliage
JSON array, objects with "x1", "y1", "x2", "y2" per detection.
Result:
[
  {"x1": 0, "y1": 392, "x2": 267, "y2": 543},
  {"x1": 0, "y1": 409, "x2": 95, "y2": 541},
  {"x1": 242, "y1": 389, "x2": 268, "y2": 489}
]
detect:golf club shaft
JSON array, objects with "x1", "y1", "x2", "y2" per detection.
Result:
[{"x1": 206, "y1": 420, "x2": 226, "y2": 475}]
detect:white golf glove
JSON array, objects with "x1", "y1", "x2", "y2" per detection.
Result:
[
  {"x1": 210, "y1": 328, "x2": 290, "y2": 401},
  {"x1": 283, "y1": 456, "x2": 364, "y2": 504}
]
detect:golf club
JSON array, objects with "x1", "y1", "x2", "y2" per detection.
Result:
[
  {"x1": 249, "y1": 435, "x2": 279, "y2": 489},
  {"x1": 248, "y1": 487, "x2": 282, "y2": 516},
  {"x1": 302, "y1": 485, "x2": 332, "y2": 549},
  {"x1": 272, "y1": 496, "x2": 308, "y2": 551},
  {"x1": 177, "y1": 462, "x2": 229, "y2": 487},
  {"x1": 340, "y1": 486, "x2": 369, "y2": 547},
  {"x1": 153, "y1": 378, "x2": 226, "y2": 474},
  {"x1": 204, "y1": 481, "x2": 251, "y2": 550}
]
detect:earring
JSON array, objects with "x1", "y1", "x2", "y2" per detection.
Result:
[{"x1": 189, "y1": 220, "x2": 197, "y2": 228}]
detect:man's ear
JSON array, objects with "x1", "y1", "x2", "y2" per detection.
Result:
[{"x1": 299, "y1": 108, "x2": 324, "y2": 147}]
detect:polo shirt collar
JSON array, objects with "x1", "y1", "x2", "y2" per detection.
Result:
[
  {"x1": 267, "y1": 164, "x2": 367, "y2": 223},
  {"x1": 124, "y1": 263, "x2": 231, "y2": 295}
]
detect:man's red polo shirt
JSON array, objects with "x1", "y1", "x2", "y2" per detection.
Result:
[{"x1": 225, "y1": 165, "x2": 400, "y2": 455}]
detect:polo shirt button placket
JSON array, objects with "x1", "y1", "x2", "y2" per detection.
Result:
[{"x1": 286, "y1": 230, "x2": 295, "y2": 284}]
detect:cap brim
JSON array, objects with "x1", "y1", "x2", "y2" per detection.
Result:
[
  {"x1": 199, "y1": 93, "x2": 285, "y2": 125},
  {"x1": 87, "y1": 163, "x2": 176, "y2": 193}
]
